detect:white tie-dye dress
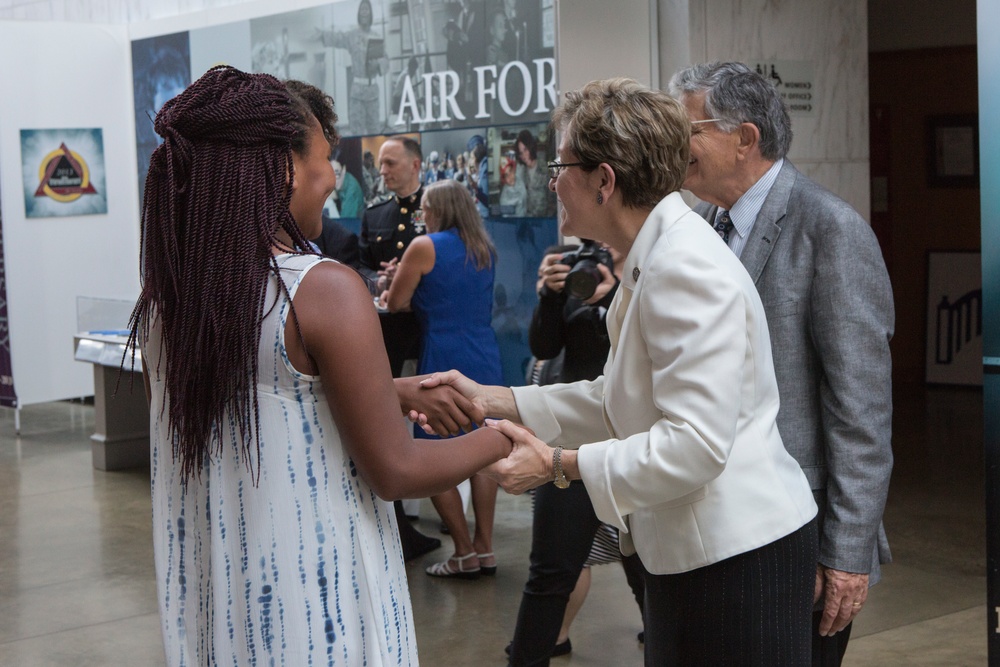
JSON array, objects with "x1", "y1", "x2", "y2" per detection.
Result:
[{"x1": 146, "y1": 253, "x2": 417, "y2": 666}]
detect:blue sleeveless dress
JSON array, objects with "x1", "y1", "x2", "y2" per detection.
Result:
[{"x1": 412, "y1": 229, "x2": 502, "y2": 387}]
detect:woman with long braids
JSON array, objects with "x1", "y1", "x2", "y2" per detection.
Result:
[{"x1": 128, "y1": 66, "x2": 511, "y2": 666}]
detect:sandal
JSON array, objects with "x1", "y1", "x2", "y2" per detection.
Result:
[
  {"x1": 476, "y1": 552, "x2": 497, "y2": 576},
  {"x1": 425, "y1": 552, "x2": 480, "y2": 580}
]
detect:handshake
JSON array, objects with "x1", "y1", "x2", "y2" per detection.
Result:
[
  {"x1": 395, "y1": 370, "x2": 487, "y2": 436},
  {"x1": 396, "y1": 371, "x2": 572, "y2": 495}
]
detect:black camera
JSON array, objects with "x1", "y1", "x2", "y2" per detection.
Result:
[{"x1": 562, "y1": 240, "x2": 614, "y2": 300}]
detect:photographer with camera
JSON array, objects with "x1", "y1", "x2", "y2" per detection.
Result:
[{"x1": 500, "y1": 239, "x2": 645, "y2": 664}]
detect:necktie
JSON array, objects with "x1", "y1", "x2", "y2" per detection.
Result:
[{"x1": 714, "y1": 210, "x2": 734, "y2": 245}]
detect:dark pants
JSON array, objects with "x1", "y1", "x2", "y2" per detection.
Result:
[
  {"x1": 643, "y1": 518, "x2": 818, "y2": 666},
  {"x1": 508, "y1": 480, "x2": 645, "y2": 667},
  {"x1": 812, "y1": 611, "x2": 852, "y2": 666},
  {"x1": 381, "y1": 310, "x2": 431, "y2": 561},
  {"x1": 379, "y1": 311, "x2": 420, "y2": 378}
]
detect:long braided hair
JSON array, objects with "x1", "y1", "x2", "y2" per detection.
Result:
[{"x1": 127, "y1": 66, "x2": 339, "y2": 483}]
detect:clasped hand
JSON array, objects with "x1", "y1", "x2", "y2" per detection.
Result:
[
  {"x1": 415, "y1": 372, "x2": 554, "y2": 494},
  {"x1": 482, "y1": 419, "x2": 552, "y2": 494},
  {"x1": 395, "y1": 374, "x2": 482, "y2": 437},
  {"x1": 409, "y1": 370, "x2": 486, "y2": 435}
]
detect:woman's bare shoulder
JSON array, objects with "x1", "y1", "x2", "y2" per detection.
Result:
[{"x1": 294, "y1": 259, "x2": 374, "y2": 315}]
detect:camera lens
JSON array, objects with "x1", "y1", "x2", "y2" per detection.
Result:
[{"x1": 565, "y1": 260, "x2": 600, "y2": 300}]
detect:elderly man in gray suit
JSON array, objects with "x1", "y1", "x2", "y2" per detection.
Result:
[{"x1": 669, "y1": 62, "x2": 894, "y2": 666}]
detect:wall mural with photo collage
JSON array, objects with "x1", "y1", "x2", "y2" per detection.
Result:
[{"x1": 131, "y1": 0, "x2": 559, "y2": 387}]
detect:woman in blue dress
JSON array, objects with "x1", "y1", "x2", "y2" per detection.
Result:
[{"x1": 381, "y1": 179, "x2": 504, "y2": 579}]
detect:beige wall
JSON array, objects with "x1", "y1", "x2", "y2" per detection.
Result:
[
  {"x1": 555, "y1": 0, "x2": 655, "y2": 92},
  {"x1": 667, "y1": 0, "x2": 871, "y2": 220}
]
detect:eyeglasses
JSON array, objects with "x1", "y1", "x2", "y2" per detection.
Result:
[
  {"x1": 546, "y1": 161, "x2": 593, "y2": 179},
  {"x1": 691, "y1": 118, "x2": 726, "y2": 133},
  {"x1": 690, "y1": 118, "x2": 727, "y2": 136}
]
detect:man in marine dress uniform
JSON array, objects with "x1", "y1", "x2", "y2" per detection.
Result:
[
  {"x1": 360, "y1": 136, "x2": 441, "y2": 561},
  {"x1": 359, "y1": 135, "x2": 426, "y2": 378}
]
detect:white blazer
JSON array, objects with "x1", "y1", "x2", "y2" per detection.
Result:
[{"x1": 512, "y1": 192, "x2": 816, "y2": 575}]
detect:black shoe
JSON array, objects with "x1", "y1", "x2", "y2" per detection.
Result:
[
  {"x1": 400, "y1": 528, "x2": 441, "y2": 562},
  {"x1": 504, "y1": 639, "x2": 571, "y2": 658}
]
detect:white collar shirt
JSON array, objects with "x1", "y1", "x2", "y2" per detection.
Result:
[{"x1": 719, "y1": 158, "x2": 784, "y2": 258}]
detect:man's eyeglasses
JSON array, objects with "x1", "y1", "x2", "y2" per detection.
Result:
[
  {"x1": 690, "y1": 118, "x2": 727, "y2": 137},
  {"x1": 546, "y1": 161, "x2": 593, "y2": 179}
]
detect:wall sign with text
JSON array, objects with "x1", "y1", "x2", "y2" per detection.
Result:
[{"x1": 748, "y1": 60, "x2": 815, "y2": 117}]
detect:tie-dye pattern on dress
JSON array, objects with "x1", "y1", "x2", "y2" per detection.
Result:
[{"x1": 145, "y1": 253, "x2": 417, "y2": 666}]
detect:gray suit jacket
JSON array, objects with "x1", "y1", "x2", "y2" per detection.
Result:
[{"x1": 696, "y1": 160, "x2": 894, "y2": 579}]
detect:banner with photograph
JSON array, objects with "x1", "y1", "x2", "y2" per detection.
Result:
[
  {"x1": 131, "y1": 1, "x2": 557, "y2": 213},
  {"x1": 0, "y1": 185, "x2": 17, "y2": 409},
  {"x1": 131, "y1": 0, "x2": 559, "y2": 386},
  {"x1": 244, "y1": 0, "x2": 555, "y2": 136}
]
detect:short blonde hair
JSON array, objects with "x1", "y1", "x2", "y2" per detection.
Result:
[{"x1": 553, "y1": 78, "x2": 690, "y2": 210}]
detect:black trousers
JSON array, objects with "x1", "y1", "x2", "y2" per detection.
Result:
[
  {"x1": 379, "y1": 311, "x2": 420, "y2": 378},
  {"x1": 643, "y1": 518, "x2": 818, "y2": 666},
  {"x1": 381, "y1": 310, "x2": 432, "y2": 561},
  {"x1": 508, "y1": 480, "x2": 645, "y2": 667},
  {"x1": 812, "y1": 611, "x2": 852, "y2": 666}
]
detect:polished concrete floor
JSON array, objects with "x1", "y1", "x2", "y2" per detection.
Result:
[{"x1": 0, "y1": 383, "x2": 988, "y2": 666}]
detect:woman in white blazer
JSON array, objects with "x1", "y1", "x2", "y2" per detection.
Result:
[{"x1": 421, "y1": 78, "x2": 818, "y2": 666}]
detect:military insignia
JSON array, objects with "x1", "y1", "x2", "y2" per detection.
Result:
[{"x1": 412, "y1": 209, "x2": 426, "y2": 234}]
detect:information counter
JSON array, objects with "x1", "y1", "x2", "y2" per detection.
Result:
[{"x1": 73, "y1": 332, "x2": 149, "y2": 471}]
